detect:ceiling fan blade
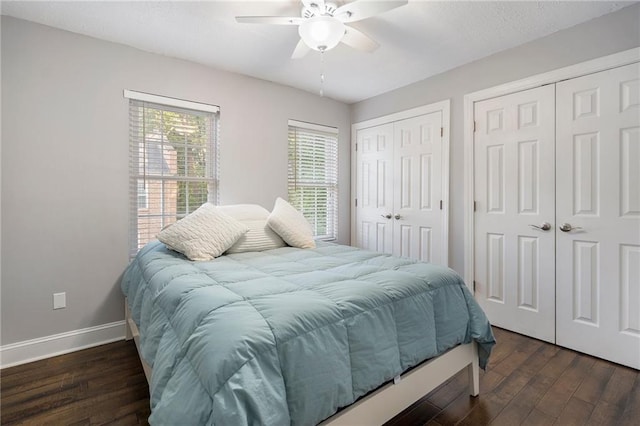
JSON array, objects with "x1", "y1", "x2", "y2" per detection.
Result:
[
  {"x1": 291, "y1": 39, "x2": 311, "y2": 59},
  {"x1": 235, "y1": 16, "x2": 304, "y2": 25},
  {"x1": 341, "y1": 26, "x2": 379, "y2": 52},
  {"x1": 334, "y1": 0, "x2": 408, "y2": 23}
]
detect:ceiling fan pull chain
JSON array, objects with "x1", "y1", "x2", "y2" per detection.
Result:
[{"x1": 319, "y1": 49, "x2": 325, "y2": 97}]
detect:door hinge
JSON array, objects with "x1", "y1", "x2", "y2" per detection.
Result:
[
  {"x1": 474, "y1": 201, "x2": 477, "y2": 212},
  {"x1": 440, "y1": 127, "x2": 444, "y2": 137},
  {"x1": 473, "y1": 121, "x2": 477, "y2": 132},
  {"x1": 440, "y1": 200, "x2": 443, "y2": 210},
  {"x1": 473, "y1": 281, "x2": 476, "y2": 292},
  {"x1": 355, "y1": 198, "x2": 358, "y2": 207},
  {"x1": 355, "y1": 143, "x2": 358, "y2": 152}
]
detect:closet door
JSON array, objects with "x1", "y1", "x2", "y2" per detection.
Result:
[
  {"x1": 355, "y1": 124, "x2": 394, "y2": 254},
  {"x1": 556, "y1": 62, "x2": 640, "y2": 369},
  {"x1": 393, "y1": 112, "x2": 444, "y2": 263},
  {"x1": 474, "y1": 85, "x2": 556, "y2": 343}
]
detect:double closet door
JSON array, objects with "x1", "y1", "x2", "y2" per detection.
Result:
[
  {"x1": 355, "y1": 111, "x2": 445, "y2": 265},
  {"x1": 474, "y1": 62, "x2": 640, "y2": 369}
]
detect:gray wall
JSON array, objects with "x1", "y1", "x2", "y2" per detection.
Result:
[
  {"x1": 2, "y1": 4, "x2": 639, "y2": 346},
  {"x1": 0, "y1": 16, "x2": 350, "y2": 345},
  {"x1": 351, "y1": 4, "x2": 640, "y2": 276}
]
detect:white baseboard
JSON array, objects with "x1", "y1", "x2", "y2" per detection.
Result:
[{"x1": 0, "y1": 320, "x2": 126, "y2": 369}]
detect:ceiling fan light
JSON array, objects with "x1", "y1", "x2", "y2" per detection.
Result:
[{"x1": 298, "y1": 16, "x2": 345, "y2": 51}]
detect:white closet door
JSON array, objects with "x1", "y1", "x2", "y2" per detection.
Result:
[
  {"x1": 556, "y1": 62, "x2": 640, "y2": 369},
  {"x1": 355, "y1": 124, "x2": 395, "y2": 254},
  {"x1": 474, "y1": 85, "x2": 556, "y2": 343},
  {"x1": 393, "y1": 112, "x2": 444, "y2": 264}
]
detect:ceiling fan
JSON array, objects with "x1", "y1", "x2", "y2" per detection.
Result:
[{"x1": 236, "y1": 0, "x2": 408, "y2": 58}]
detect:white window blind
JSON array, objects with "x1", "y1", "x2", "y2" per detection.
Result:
[
  {"x1": 288, "y1": 120, "x2": 338, "y2": 241},
  {"x1": 128, "y1": 93, "x2": 219, "y2": 257}
]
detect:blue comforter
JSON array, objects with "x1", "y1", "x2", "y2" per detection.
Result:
[{"x1": 122, "y1": 241, "x2": 494, "y2": 425}]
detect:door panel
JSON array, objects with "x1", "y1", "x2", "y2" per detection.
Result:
[
  {"x1": 621, "y1": 127, "x2": 640, "y2": 217},
  {"x1": 620, "y1": 244, "x2": 640, "y2": 335},
  {"x1": 556, "y1": 62, "x2": 640, "y2": 369},
  {"x1": 355, "y1": 124, "x2": 394, "y2": 254},
  {"x1": 517, "y1": 236, "x2": 539, "y2": 310},
  {"x1": 392, "y1": 112, "x2": 443, "y2": 264},
  {"x1": 518, "y1": 141, "x2": 538, "y2": 214},
  {"x1": 487, "y1": 233, "x2": 505, "y2": 302},
  {"x1": 474, "y1": 85, "x2": 556, "y2": 343}
]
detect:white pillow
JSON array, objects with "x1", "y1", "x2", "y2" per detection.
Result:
[
  {"x1": 267, "y1": 197, "x2": 316, "y2": 249},
  {"x1": 218, "y1": 204, "x2": 285, "y2": 253},
  {"x1": 218, "y1": 204, "x2": 270, "y2": 221},
  {"x1": 157, "y1": 203, "x2": 249, "y2": 261}
]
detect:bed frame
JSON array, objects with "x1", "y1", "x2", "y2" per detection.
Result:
[{"x1": 125, "y1": 299, "x2": 479, "y2": 425}]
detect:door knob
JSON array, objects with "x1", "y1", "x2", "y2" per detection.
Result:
[
  {"x1": 394, "y1": 214, "x2": 401, "y2": 220},
  {"x1": 559, "y1": 223, "x2": 582, "y2": 232},
  {"x1": 381, "y1": 214, "x2": 392, "y2": 219},
  {"x1": 529, "y1": 222, "x2": 551, "y2": 231}
]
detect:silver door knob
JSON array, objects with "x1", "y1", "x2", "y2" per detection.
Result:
[
  {"x1": 529, "y1": 222, "x2": 551, "y2": 231},
  {"x1": 381, "y1": 214, "x2": 392, "y2": 219},
  {"x1": 394, "y1": 214, "x2": 401, "y2": 220},
  {"x1": 559, "y1": 223, "x2": 582, "y2": 232}
]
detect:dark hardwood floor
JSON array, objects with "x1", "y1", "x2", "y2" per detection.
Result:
[
  {"x1": 1, "y1": 327, "x2": 638, "y2": 425},
  {"x1": 1, "y1": 341, "x2": 150, "y2": 425}
]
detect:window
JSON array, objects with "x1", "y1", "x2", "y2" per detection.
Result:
[
  {"x1": 288, "y1": 120, "x2": 338, "y2": 240},
  {"x1": 126, "y1": 90, "x2": 219, "y2": 257},
  {"x1": 137, "y1": 181, "x2": 148, "y2": 209}
]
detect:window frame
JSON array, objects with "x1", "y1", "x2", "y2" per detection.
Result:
[
  {"x1": 287, "y1": 119, "x2": 338, "y2": 241},
  {"x1": 125, "y1": 90, "x2": 219, "y2": 257}
]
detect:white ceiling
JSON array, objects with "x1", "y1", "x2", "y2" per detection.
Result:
[{"x1": 1, "y1": 1, "x2": 634, "y2": 103}]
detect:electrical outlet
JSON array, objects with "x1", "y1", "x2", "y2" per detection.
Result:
[{"x1": 53, "y1": 292, "x2": 66, "y2": 310}]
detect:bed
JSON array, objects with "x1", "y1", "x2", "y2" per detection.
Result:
[{"x1": 122, "y1": 240, "x2": 495, "y2": 425}]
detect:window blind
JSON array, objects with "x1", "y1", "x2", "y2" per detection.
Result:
[
  {"x1": 288, "y1": 120, "x2": 338, "y2": 240},
  {"x1": 128, "y1": 96, "x2": 218, "y2": 257}
]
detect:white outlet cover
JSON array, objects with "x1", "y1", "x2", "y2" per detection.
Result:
[{"x1": 53, "y1": 292, "x2": 66, "y2": 310}]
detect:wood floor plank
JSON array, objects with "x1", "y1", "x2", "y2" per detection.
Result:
[
  {"x1": 422, "y1": 370, "x2": 467, "y2": 410},
  {"x1": 490, "y1": 335, "x2": 544, "y2": 378},
  {"x1": 455, "y1": 394, "x2": 504, "y2": 426},
  {"x1": 90, "y1": 389, "x2": 151, "y2": 425},
  {"x1": 9, "y1": 383, "x2": 151, "y2": 426},
  {"x1": 484, "y1": 328, "x2": 520, "y2": 369},
  {"x1": 536, "y1": 346, "x2": 577, "y2": 379},
  {"x1": 0, "y1": 341, "x2": 150, "y2": 426},
  {"x1": 1, "y1": 342, "x2": 137, "y2": 390},
  {"x1": 516, "y1": 343, "x2": 560, "y2": 378},
  {"x1": 96, "y1": 412, "x2": 141, "y2": 426},
  {"x1": 554, "y1": 396, "x2": 594, "y2": 426},
  {"x1": 489, "y1": 373, "x2": 556, "y2": 426},
  {"x1": 535, "y1": 352, "x2": 594, "y2": 418},
  {"x1": 430, "y1": 391, "x2": 480, "y2": 426},
  {"x1": 488, "y1": 369, "x2": 532, "y2": 407},
  {"x1": 521, "y1": 408, "x2": 556, "y2": 426},
  {"x1": 573, "y1": 358, "x2": 616, "y2": 405},
  {"x1": 455, "y1": 356, "x2": 541, "y2": 426},
  {"x1": 1, "y1": 371, "x2": 81, "y2": 400},
  {"x1": 478, "y1": 369, "x2": 506, "y2": 394},
  {"x1": 599, "y1": 365, "x2": 636, "y2": 408},
  {"x1": 487, "y1": 340, "x2": 575, "y2": 426},
  {"x1": 586, "y1": 400, "x2": 626, "y2": 426},
  {"x1": 1, "y1": 379, "x2": 88, "y2": 423},
  {"x1": 617, "y1": 373, "x2": 640, "y2": 426},
  {"x1": 384, "y1": 398, "x2": 440, "y2": 426},
  {"x1": 431, "y1": 368, "x2": 506, "y2": 426}
]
